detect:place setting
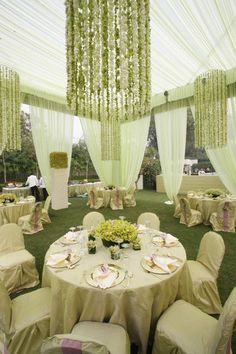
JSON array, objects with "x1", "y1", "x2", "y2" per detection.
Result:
[
  {"x1": 141, "y1": 252, "x2": 182, "y2": 276},
  {"x1": 151, "y1": 232, "x2": 180, "y2": 248},
  {"x1": 84, "y1": 263, "x2": 126, "y2": 289},
  {"x1": 46, "y1": 249, "x2": 81, "y2": 271}
]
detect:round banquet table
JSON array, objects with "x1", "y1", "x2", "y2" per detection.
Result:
[
  {"x1": 0, "y1": 200, "x2": 35, "y2": 225},
  {"x1": 42, "y1": 230, "x2": 192, "y2": 354},
  {"x1": 188, "y1": 196, "x2": 236, "y2": 225}
]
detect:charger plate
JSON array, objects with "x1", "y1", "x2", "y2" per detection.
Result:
[
  {"x1": 141, "y1": 256, "x2": 180, "y2": 275},
  {"x1": 85, "y1": 264, "x2": 125, "y2": 288},
  {"x1": 47, "y1": 253, "x2": 80, "y2": 268}
]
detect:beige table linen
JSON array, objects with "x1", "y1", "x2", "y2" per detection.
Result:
[
  {"x1": 68, "y1": 182, "x2": 103, "y2": 197},
  {"x1": 0, "y1": 201, "x2": 34, "y2": 226},
  {"x1": 42, "y1": 231, "x2": 192, "y2": 354},
  {"x1": 188, "y1": 196, "x2": 236, "y2": 225}
]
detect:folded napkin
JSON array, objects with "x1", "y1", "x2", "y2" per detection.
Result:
[
  {"x1": 93, "y1": 264, "x2": 117, "y2": 289},
  {"x1": 46, "y1": 253, "x2": 68, "y2": 267},
  {"x1": 164, "y1": 233, "x2": 179, "y2": 246},
  {"x1": 144, "y1": 254, "x2": 179, "y2": 273}
]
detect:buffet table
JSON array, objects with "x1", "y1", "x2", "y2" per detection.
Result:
[
  {"x1": 0, "y1": 200, "x2": 35, "y2": 225},
  {"x1": 2, "y1": 186, "x2": 31, "y2": 198},
  {"x1": 42, "y1": 229, "x2": 191, "y2": 354}
]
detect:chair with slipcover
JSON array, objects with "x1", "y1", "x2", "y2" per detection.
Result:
[
  {"x1": 152, "y1": 287, "x2": 236, "y2": 354},
  {"x1": 87, "y1": 189, "x2": 104, "y2": 209},
  {"x1": 110, "y1": 188, "x2": 124, "y2": 210},
  {"x1": 82, "y1": 212, "x2": 105, "y2": 230},
  {"x1": 0, "y1": 331, "x2": 7, "y2": 354},
  {"x1": 173, "y1": 195, "x2": 181, "y2": 218},
  {"x1": 0, "y1": 223, "x2": 39, "y2": 293},
  {"x1": 0, "y1": 279, "x2": 51, "y2": 354},
  {"x1": 209, "y1": 200, "x2": 236, "y2": 233},
  {"x1": 187, "y1": 231, "x2": 225, "y2": 314},
  {"x1": 41, "y1": 196, "x2": 52, "y2": 224},
  {"x1": 123, "y1": 186, "x2": 136, "y2": 207},
  {"x1": 137, "y1": 212, "x2": 160, "y2": 231},
  {"x1": 18, "y1": 202, "x2": 44, "y2": 234},
  {"x1": 41, "y1": 321, "x2": 130, "y2": 354},
  {"x1": 179, "y1": 197, "x2": 202, "y2": 227}
]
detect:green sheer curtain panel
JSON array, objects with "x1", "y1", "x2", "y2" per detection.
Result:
[
  {"x1": 80, "y1": 116, "x2": 150, "y2": 188},
  {"x1": 205, "y1": 97, "x2": 236, "y2": 195},
  {"x1": 154, "y1": 107, "x2": 187, "y2": 201},
  {"x1": 30, "y1": 105, "x2": 74, "y2": 194}
]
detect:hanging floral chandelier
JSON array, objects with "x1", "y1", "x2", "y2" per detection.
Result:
[
  {"x1": 65, "y1": 0, "x2": 151, "y2": 160},
  {"x1": 0, "y1": 65, "x2": 21, "y2": 153},
  {"x1": 194, "y1": 69, "x2": 227, "y2": 149}
]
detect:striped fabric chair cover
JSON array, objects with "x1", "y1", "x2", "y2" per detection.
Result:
[
  {"x1": 18, "y1": 202, "x2": 44, "y2": 234},
  {"x1": 209, "y1": 200, "x2": 236, "y2": 232}
]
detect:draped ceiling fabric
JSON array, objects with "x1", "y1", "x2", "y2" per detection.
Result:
[
  {"x1": 155, "y1": 108, "x2": 187, "y2": 201},
  {"x1": 80, "y1": 116, "x2": 150, "y2": 189},
  {"x1": 29, "y1": 103, "x2": 74, "y2": 195},
  {"x1": 1, "y1": 1, "x2": 236, "y2": 189},
  {"x1": 0, "y1": 1, "x2": 236, "y2": 104}
]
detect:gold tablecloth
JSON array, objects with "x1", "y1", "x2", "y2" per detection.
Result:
[
  {"x1": 97, "y1": 187, "x2": 128, "y2": 208},
  {"x1": 0, "y1": 201, "x2": 34, "y2": 225},
  {"x1": 42, "y1": 231, "x2": 191, "y2": 354},
  {"x1": 68, "y1": 182, "x2": 103, "y2": 197},
  {"x1": 188, "y1": 196, "x2": 236, "y2": 225}
]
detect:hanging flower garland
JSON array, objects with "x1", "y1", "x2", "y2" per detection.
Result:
[
  {"x1": 65, "y1": 0, "x2": 151, "y2": 160},
  {"x1": 194, "y1": 70, "x2": 227, "y2": 148},
  {"x1": 0, "y1": 65, "x2": 21, "y2": 153}
]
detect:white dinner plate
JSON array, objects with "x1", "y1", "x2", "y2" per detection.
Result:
[{"x1": 47, "y1": 253, "x2": 80, "y2": 268}]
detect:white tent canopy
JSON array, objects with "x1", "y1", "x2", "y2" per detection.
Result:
[{"x1": 1, "y1": 0, "x2": 236, "y2": 105}]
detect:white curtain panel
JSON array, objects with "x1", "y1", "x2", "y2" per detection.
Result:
[
  {"x1": 30, "y1": 105, "x2": 74, "y2": 194},
  {"x1": 155, "y1": 107, "x2": 187, "y2": 201},
  {"x1": 206, "y1": 97, "x2": 236, "y2": 195},
  {"x1": 80, "y1": 116, "x2": 150, "y2": 188}
]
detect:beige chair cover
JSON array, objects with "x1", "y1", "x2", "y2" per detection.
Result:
[
  {"x1": 0, "y1": 223, "x2": 39, "y2": 293},
  {"x1": 71, "y1": 321, "x2": 131, "y2": 354},
  {"x1": 187, "y1": 231, "x2": 225, "y2": 314},
  {"x1": 87, "y1": 189, "x2": 104, "y2": 209},
  {"x1": 110, "y1": 188, "x2": 124, "y2": 210},
  {"x1": 18, "y1": 202, "x2": 44, "y2": 234},
  {"x1": 179, "y1": 197, "x2": 202, "y2": 227},
  {"x1": 209, "y1": 200, "x2": 236, "y2": 232},
  {"x1": 137, "y1": 212, "x2": 160, "y2": 230},
  {"x1": 173, "y1": 195, "x2": 181, "y2": 218},
  {"x1": 41, "y1": 334, "x2": 110, "y2": 354},
  {"x1": 0, "y1": 280, "x2": 51, "y2": 354},
  {"x1": 152, "y1": 287, "x2": 236, "y2": 354},
  {"x1": 41, "y1": 196, "x2": 51, "y2": 224},
  {"x1": 123, "y1": 186, "x2": 136, "y2": 207},
  {"x1": 82, "y1": 212, "x2": 105, "y2": 230}
]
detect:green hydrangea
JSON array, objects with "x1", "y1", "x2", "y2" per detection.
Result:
[{"x1": 95, "y1": 219, "x2": 138, "y2": 242}]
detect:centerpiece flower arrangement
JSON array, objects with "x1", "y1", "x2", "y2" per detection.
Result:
[
  {"x1": 95, "y1": 219, "x2": 138, "y2": 247},
  {"x1": 205, "y1": 189, "x2": 225, "y2": 198},
  {"x1": 0, "y1": 193, "x2": 17, "y2": 204}
]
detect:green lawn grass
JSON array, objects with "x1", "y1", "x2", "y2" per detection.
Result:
[{"x1": 23, "y1": 190, "x2": 236, "y2": 353}]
